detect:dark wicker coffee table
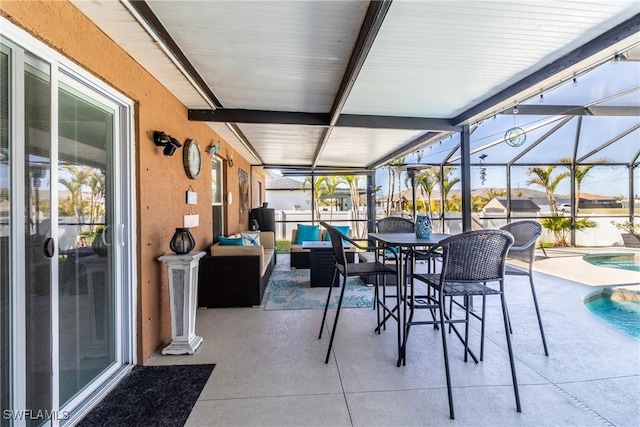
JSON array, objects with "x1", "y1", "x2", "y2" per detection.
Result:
[{"x1": 302, "y1": 241, "x2": 354, "y2": 287}]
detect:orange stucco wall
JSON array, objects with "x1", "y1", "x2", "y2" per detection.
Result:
[{"x1": 1, "y1": 0, "x2": 267, "y2": 363}]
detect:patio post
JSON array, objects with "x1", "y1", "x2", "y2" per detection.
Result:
[
  {"x1": 408, "y1": 167, "x2": 417, "y2": 220},
  {"x1": 461, "y1": 125, "x2": 472, "y2": 231},
  {"x1": 367, "y1": 174, "x2": 376, "y2": 232}
]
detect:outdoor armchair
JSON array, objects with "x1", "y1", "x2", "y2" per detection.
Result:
[
  {"x1": 500, "y1": 220, "x2": 549, "y2": 356},
  {"x1": 376, "y1": 216, "x2": 415, "y2": 233}
]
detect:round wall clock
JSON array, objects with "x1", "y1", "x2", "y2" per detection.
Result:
[{"x1": 183, "y1": 139, "x2": 201, "y2": 179}]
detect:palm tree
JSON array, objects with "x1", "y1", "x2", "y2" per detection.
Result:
[
  {"x1": 415, "y1": 168, "x2": 437, "y2": 216},
  {"x1": 59, "y1": 177, "x2": 81, "y2": 217},
  {"x1": 527, "y1": 165, "x2": 572, "y2": 245},
  {"x1": 302, "y1": 176, "x2": 328, "y2": 219},
  {"x1": 526, "y1": 166, "x2": 569, "y2": 215},
  {"x1": 323, "y1": 176, "x2": 340, "y2": 221},
  {"x1": 434, "y1": 166, "x2": 461, "y2": 214},
  {"x1": 58, "y1": 196, "x2": 76, "y2": 217},
  {"x1": 87, "y1": 169, "x2": 105, "y2": 232},
  {"x1": 59, "y1": 165, "x2": 92, "y2": 223},
  {"x1": 558, "y1": 157, "x2": 607, "y2": 212},
  {"x1": 338, "y1": 175, "x2": 364, "y2": 237},
  {"x1": 385, "y1": 165, "x2": 394, "y2": 217},
  {"x1": 541, "y1": 216, "x2": 596, "y2": 247}
]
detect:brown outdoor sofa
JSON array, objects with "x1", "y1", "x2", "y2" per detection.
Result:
[{"x1": 198, "y1": 231, "x2": 276, "y2": 308}]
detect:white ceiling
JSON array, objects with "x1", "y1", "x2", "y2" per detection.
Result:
[{"x1": 72, "y1": 0, "x2": 640, "y2": 172}]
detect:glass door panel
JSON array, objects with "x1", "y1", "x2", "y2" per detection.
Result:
[
  {"x1": 0, "y1": 43, "x2": 11, "y2": 427},
  {"x1": 212, "y1": 156, "x2": 223, "y2": 242},
  {"x1": 57, "y1": 80, "x2": 116, "y2": 406},
  {"x1": 24, "y1": 56, "x2": 52, "y2": 425}
]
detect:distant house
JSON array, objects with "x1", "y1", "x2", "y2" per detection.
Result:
[
  {"x1": 265, "y1": 177, "x2": 310, "y2": 211},
  {"x1": 379, "y1": 187, "x2": 551, "y2": 215},
  {"x1": 265, "y1": 176, "x2": 365, "y2": 212},
  {"x1": 553, "y1": 193, "x2": 622, "y2": 210},
  {"x1": 576, "y1": 193, "x2": 622, "y2": 209},
  {"x1": 378, "y1": 189, "x2": 412, "y2": 214},
  {"x1": 482, "y1": 197, "x2": 541, "y2": 216}
]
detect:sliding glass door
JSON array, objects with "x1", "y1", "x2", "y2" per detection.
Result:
[{"x1": 1, "y1": 27, "x2": 135, "y2": 425}]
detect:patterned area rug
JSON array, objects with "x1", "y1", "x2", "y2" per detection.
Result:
[{"x1": 265, "y1": 269, "x2": 374, "y2": 310}]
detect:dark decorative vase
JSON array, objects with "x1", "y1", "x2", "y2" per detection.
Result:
[
  {"x1": 170, "y1": 227, "x2": 195, "y2": 254},
  {"x1": 92, "y1": 227, "x2": 108, "y2": 257},
  {"x1": 415, "y1": 214, "x2": 432, "y2": 239}
]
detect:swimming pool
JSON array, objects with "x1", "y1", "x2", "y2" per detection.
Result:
[
  {"x1": 583, "y1": 253, "x2": 640, "y2": 272},
  {"x1": 584, "y1": 289, "x2": 640, "y2": 338}
]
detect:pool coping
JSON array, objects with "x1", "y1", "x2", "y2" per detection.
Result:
[
  {"x1": 582, "y1": 251, "x2": 640, "y2": 272},
  {"x1": 583, "y1": 285, "x2": 640, "y2": 303},
  {"x1": 530, "y1": 247, "x2": 640, "y2": 286}
]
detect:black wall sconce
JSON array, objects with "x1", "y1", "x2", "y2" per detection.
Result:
[{"x1": 153, "y1": 130, "x2": 182, "y2": 156}]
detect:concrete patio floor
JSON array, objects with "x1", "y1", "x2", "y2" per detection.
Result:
[{"x1": 149, "y1": 248, "x2": 640, "y2": 426}]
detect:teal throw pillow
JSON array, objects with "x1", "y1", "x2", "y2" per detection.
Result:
[
  {"x1": 295, "y1": 224, "x2": 320, "y2": 244},
  {"x1": 325, "y1": 226, "x2": 350, "y2": 242},
  {"x1": 218, "y1": 236, "x2": 244, "y2": 246}
]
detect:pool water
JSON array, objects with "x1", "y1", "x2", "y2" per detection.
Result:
[
  {"x1": 583, "y1": 253, "x2": 640, "y2": 272},
  {"x1": 584, "y1": 292, "x2": 640, "y2": 338}
]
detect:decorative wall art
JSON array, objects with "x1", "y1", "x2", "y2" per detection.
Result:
[
  {"x1": 479, "y1": 154, "x2": 488, "y2": 185},
  {"x1": 238, "y1": 168, "x2": 249, "y2": 218}
]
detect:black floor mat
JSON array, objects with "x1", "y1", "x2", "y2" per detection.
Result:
[{"x1": 77, "y1": 364, "x2": 215, "y2": 427}]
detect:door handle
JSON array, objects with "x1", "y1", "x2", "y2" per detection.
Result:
[
  {"x1": 43, "y1": 237, "x2": 55, "y2": 258},
  {"x1": 102, "y1": 225, "x2": 111, "y2": 246},
  {"x1": 119, "y1": 224, "x2": 125, "y2": 247}
]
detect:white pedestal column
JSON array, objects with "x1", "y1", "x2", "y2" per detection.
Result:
[{"x1": 157, "y1": 251, "x2": 206, "y2": 355}]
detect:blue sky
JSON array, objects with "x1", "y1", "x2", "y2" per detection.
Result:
[{"x1": 374, "y1": 59, "x2": 639, "y2": 198}]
